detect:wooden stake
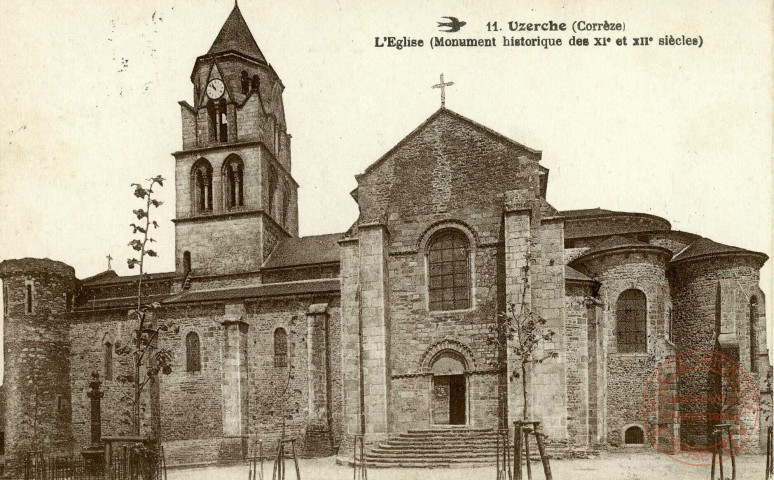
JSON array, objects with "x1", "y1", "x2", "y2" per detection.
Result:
[
  {"x1": 514, "y1": 422, "x2": 522, "y2": 480},
  {"x1": 534, "y1": 423, "x2": 552, "y2": 480},
  {"x1": 523, "y1": 428, "x2": 533, "y2": 480}
]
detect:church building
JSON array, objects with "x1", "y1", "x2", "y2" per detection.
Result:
[{"x1": 1, "y1": 3, "x2": 770, "y2": 471}]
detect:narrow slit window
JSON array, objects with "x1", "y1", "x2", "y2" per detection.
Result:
[
  {"x1": 25, "y1": 284, "x2": 33, "y2": 314},
  {"x1": 104, "y1": 342, "x2": 113, "y2": 381},
  {"x1": 186, "y1": 332, "x2": 201, "y2": 372},
  {"x1": 274, "y1": 328, "x2": 288, "y2": 367}
]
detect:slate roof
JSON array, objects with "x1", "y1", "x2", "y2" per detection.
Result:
[
  {"x1": 75, "y1": 294, "x2": 173, "y2": 312},
  {"x1": 557, "y1": 208, "x2": 614, "y2": 218},
  {"x1": 163, "y1": 278, "x2": 340, "y2": 304},
  {"x1": 263, "y1": 233, "x2": 343, "y2": 269},
  {"x1": 671, "y1": 237, "x2": 768, "y2": 265},
  {"x1": 565, "y1": 265, "x2": 594, "y2": 283},
  {"x1": 81, "y1": 270, "x2": 177, "y2": 286},
  {"x1": 208, "y1": 3, "x2": 266, "y2": 63},
  {"x1": 573, "y1": 235, "x2": 671, "y2": 263}
]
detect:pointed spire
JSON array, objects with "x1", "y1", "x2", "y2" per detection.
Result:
[{"x1": 208, "y1": 3, "x2": 266, "y2": 63}]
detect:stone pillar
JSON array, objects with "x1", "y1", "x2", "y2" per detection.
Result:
[
  {"x1": 220, "y1": 303, "x2": 248, "y2": 460},
  {"x1": 306, "y1": 303, "x2": 334, "y2": 455},
  {"x1": 357, "y1": 224, "x2": 391, "y2": 441},
  {"x1": 503, "y1": 194, "x2": 533, "y2": 425},
  {"x1": 339, "y1": 237, "x2": 362, "y2": 453},
  {"x1": 307, "y1": 303, "x2": 330, "y2": 424},
  {"x1": 87, "y1": 374, "x2": 104, "y2": 447}
]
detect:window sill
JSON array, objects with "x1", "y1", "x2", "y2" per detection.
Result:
[
  {"x1": 612, "y1": 352, "x2": 650, "y2": 357},
  {"x1": 427, "y1": 307, "x2": 475, "y2": 316}
]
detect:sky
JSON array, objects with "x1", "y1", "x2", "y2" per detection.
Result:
[{"x1": 0, "y1": 1, "x2": 772, "y2": 363}]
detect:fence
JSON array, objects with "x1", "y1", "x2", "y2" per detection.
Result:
[{"x1": 24, "y1": 445, "x2": 166, "y2": 480}]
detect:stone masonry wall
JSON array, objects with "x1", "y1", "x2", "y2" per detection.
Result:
[
  {"x1": 565, "y1": 282, "x2": 592, "y2": 445},
  {"x1": 670, "y1": 256, "x2": 769, "y2": 452},
  {"x1": 575, "y1": 250, "x2": 675, "y2": 447},
  {"x1": 0, "y1": 259, "x2": 76, "y2": 476}
]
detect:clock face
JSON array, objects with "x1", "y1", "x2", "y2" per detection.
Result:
[{"x1": 206, "y1": 79, "x2": 225, "y2": 99}]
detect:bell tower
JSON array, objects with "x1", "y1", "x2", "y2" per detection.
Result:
[{"x1": 173, "y1": 3, "x2": 298, "y2": 284}]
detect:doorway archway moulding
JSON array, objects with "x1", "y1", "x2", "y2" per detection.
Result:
[{"x1": 419, "y1": 339, "x2": 478, "y2": 373}]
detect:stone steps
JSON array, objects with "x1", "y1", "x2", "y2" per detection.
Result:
[
  {"x1": 361, "y1": 428, "x2": 517, "y2": 467},
  {"x1": 350, "y1": 428, "x2": 603, "y2": 468}
]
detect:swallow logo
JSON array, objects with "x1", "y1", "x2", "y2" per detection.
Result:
[{"x1": 437, "y1": 16, "x2": 466, "y2": 33}]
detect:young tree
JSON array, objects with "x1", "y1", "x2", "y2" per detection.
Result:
[
  {"x1": 115, "y1": 176, "x2": 174, "y2": 437},
  {"x1": 489, "y1": 241, "x2": 557, "y2": 421},
  {"x1": 490, "y1": 303, "x2": 557, "y2": 420}
]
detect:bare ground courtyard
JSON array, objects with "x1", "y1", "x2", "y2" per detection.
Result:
[{"x1": 166, "y1": 453, "x2": 769, "y2": 480}]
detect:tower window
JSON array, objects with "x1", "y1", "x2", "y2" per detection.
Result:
[
  {"x1": 274, "y1": 328, "x2": 288, "y2": 367},
  {"x1": 186, "y1": 332, "x2": 201, "y2": 373},
  {"x1": 281, "y1": 180, "x2": 290, "y2": 227},
  {"x1": 192, "y1": 159, "x2": 213, "y2": 213},
  {"x1": 427, "y1": 229, "x2": 471, "y2": 311},
  {"x1": 183, "y1": 251, "x2": 191, "y2": 274},
  {"x1": 267, "y1": 166, "x2": 278, "y2": 215},
  {"x1": 667, "y1": 306, "x2": 673, "y2": 343},
  {"x1": 240, "y1": 70, "x2": 249, "y2": 94},
  {"x1": 25, "y1": 283, "x2": 33, "y2": 314},
  {"x1": 616, "y1": 289, "x2": 647, "y2": 353},
  {"x1": 273, "y1": 122, "x2": 280, "y2": 154},
  {"x1": 208, "y1": 100, "x2": 228, "y2": 143},
  {"x1": 65, "y1": 292, "x2": 73, "y2": 312},
  {"x1": 750, "y1": 296, "x2": 759, "y2": 373},
  {"x1": 224, "y1": 156, "x2": 244, "y2": 209},
  {"x1": 251, "y1": 74, "x2": 260, "y2": 93},
  {"x1": 104, "y1": 342, "x2": 113, "y2": 381}
]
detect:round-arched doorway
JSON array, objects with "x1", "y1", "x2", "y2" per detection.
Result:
[{"x1": 430, "y1": 351, "x2": 468, "y2": 425}]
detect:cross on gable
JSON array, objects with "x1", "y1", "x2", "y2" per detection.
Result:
[{"x1": 432, "y1": 73, "x2": 454, "y2": 107}]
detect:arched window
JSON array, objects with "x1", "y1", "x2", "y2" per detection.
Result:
[
  {"x1": 104, "y1": 342, "x2": 113, "y2": 381},
  {"x1": 224, "y1": 156, "x2": 244, "y2": 209},
  {"x1": 616, "y1": 289, "x2": 647, "y2": 353},
  {"x1": 274, "y1": 328, "x2": 288, "y2": 367},
  {"x1": 750, "y1": 296, "x2": 759, "y2": 373},
  {"x1": 240, "y1": 70, "x2": 249, "y2": 94},
  {"x1": 192, "y1": 159, "x2": 213, "y2": 213},
  {"x1": 267, "y1": 166, "x2": 278, "y2": 215},
  {"x1": 281, "y1": 180, "x2": 290, "y2": 227},
  {"x1": 208, "y1": 99, "x2": 228, "y2": 143},
  {"x1": 186, "y1": 332, "x2": 201, "y2": 372},
  {"x1": 624, "y1": 426, "x2": 644, "y2": 445},
  {"x1": 251, "y1": 74, "x2": 260, "y2": 93},
  {"x1": 428, "y1": 229, "x2": 471, "y2": 311}
]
